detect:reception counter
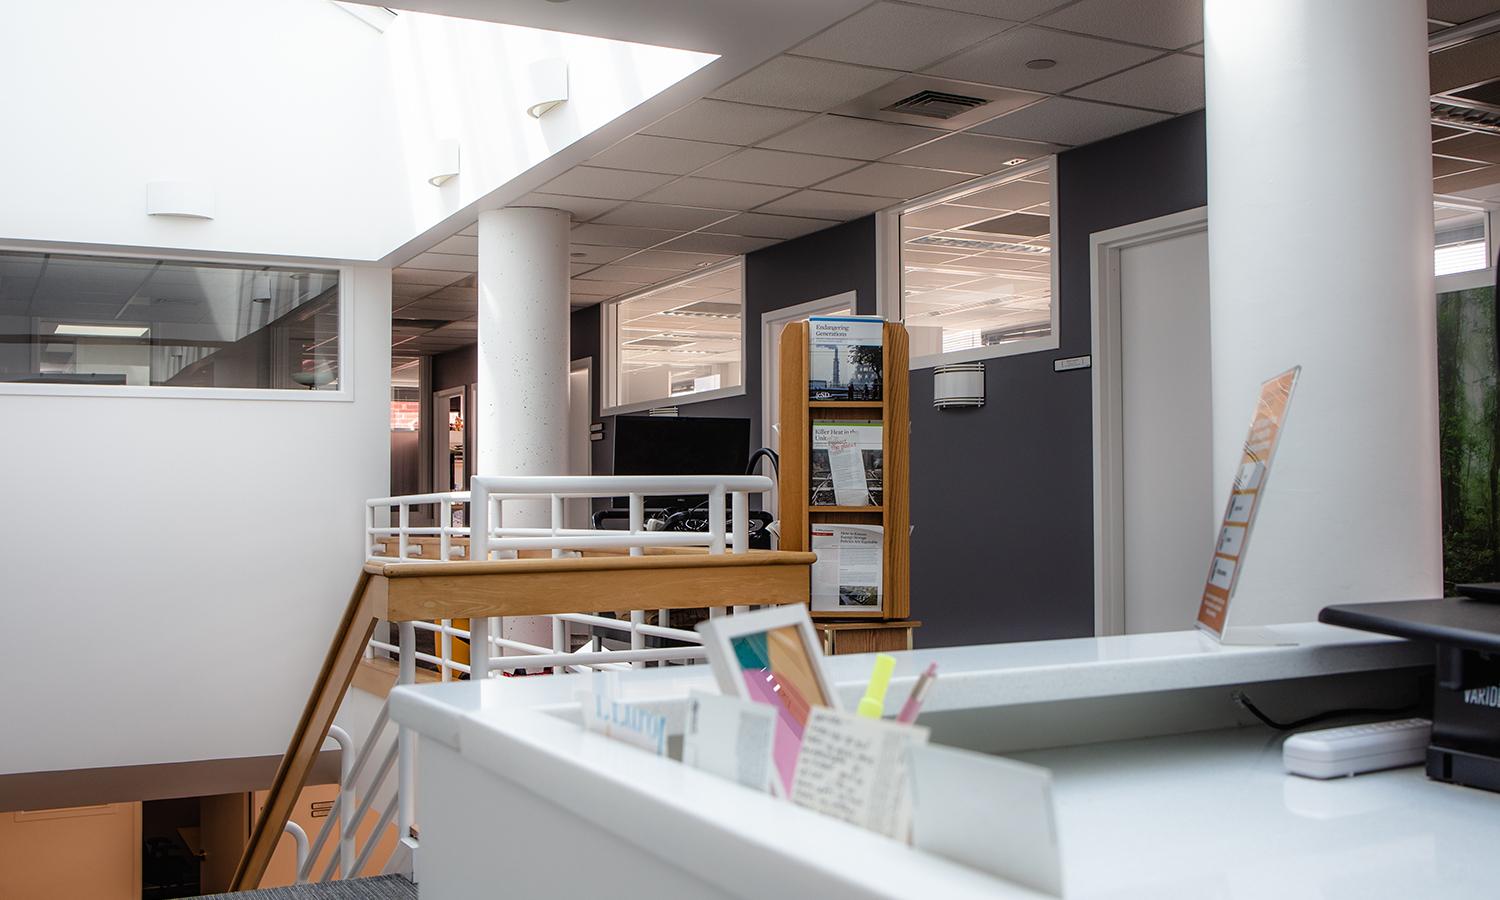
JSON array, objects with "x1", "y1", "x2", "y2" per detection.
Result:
[{"x1": 389, "y1": 625, "x2": 1498, "y2": 899}]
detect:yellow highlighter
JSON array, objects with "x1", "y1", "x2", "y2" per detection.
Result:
[{"x1": 857, "y1": 654, "x2": 898, "y2": 719}]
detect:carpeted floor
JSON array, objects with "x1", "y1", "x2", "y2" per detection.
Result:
[{"x1": 205, "y1": 875, "x2": 417, "y2": 899}]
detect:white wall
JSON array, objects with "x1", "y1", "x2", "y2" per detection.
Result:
[
  {"x1": 0, "y1": 266, "x2": 391, "y2": 775},
  {"x1": 0, "y1": 0, "x2": 713, "y2": 263},
  {"x1": 0, "y1": 0, "x2": 406, "y2": 261}
]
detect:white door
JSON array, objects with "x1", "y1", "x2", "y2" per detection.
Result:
[{"x1": 1118, "y1": 228, "x2": 1214, "y2": 633}]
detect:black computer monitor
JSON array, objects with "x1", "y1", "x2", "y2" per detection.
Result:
[{"x1": 612, "y1": 415, "x2": 751, "y2": 509}]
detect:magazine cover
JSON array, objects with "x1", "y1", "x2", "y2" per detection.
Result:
[
  {"x1": 811, "y1": 524, "x2": 884, "y2": 610},
  {"x1": 809, "y1": 316, "x2": 883, "y2": 401}
]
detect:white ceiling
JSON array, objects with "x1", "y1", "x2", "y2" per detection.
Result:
[{"x1": 389, "y1": 0, "x2": 1500, "y2": 365}]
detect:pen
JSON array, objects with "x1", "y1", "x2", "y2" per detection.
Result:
[
  {"x1": 857, "y1": 654, "x2": 897, "y2": 718},
  {"x1": 896, "y1": 662, "x2": 938, "y2": 724}
]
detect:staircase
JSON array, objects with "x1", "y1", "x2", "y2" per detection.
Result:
[{"x1": 209, "y1": 875, "x2": 415, "y2": 899}]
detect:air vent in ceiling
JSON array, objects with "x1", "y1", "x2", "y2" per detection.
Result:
[
  {"x1": 881, "y1": 90, "x2": 990, "y2": 121},
  {"x1": 1431, "y1": 99, "x2": 1500, "y2": 135},
  {"x1": 663, "y1": 300, "x2": 741, "y2": 318}
]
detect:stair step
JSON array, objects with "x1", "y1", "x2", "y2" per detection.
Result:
[{"x1": 206, "y1": 875, "x2": 416, "y2": 899}]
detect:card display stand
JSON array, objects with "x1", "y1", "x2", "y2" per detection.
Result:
[{"x1": 779, "y1": 319, "x2": 910, "y2": 622}]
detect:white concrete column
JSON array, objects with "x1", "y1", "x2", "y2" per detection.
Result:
[
  {"x1": 476, "y1": 206, "x2": 571, "y2": 652},
  {"x1": 1205, "y1": 0, "x2": 1441, "y2": 625}
]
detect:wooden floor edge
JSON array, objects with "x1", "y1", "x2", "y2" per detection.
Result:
[{"x1": 370, "y1": 550, "x2": 816, "y2": 578}]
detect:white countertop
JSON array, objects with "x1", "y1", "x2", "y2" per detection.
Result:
[
  {"x1": 1019, "y1": 726, "x2": 1500, "y2": 899},
  {"x1": 390, "y1": 623, "x2": 1429, "y2": 750},
  {"x1": 390, "y1": 625, "x2": 1454, "y2": 900}
]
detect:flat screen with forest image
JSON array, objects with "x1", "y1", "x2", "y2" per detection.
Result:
[{"x1": 1438, "y1": 278, "x2": 1500, "y2": 587}]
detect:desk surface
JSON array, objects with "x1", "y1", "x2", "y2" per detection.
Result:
[
  {"x1": 1320, "y1": 597, "x2": 1500, "y2": 654},
  {"x1": 1018, "y1": 726, "x2": 1500, "y2": 900}
]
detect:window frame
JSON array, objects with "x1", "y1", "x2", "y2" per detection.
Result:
[
  {"x1": 599, "y1": 257, "x2": 747, "y2": 417},
  {"x1": 1434, "y1": 196, "x2": 1495, "y2": 278},
  {"x1": 878, "y1": 156, "x2": 1061, "y2": 369},
  {"x1": 0, "y1": 242, "x2": 353, "y2": 402}
]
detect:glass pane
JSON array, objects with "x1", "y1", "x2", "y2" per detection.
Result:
[
  {"x1": 899, "y1": 163, "x2": 1052, "y2": 358},
  {"x1": 0, "y1": 251, "x2": 340, "y2": 390},
  {"x1": 1434, "y1": 204, "x2": 1490, "y2": 277},
  {"x1": 612, "y1": 261, "x2": 743, "y2": 408}
]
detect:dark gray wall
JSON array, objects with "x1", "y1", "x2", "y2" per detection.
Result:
[
  {"x1": 577, "y1": 217, "x2": 878, "y2": 479},
  {"x1": 470, "y1": 113, "x2": 1208, "y2": 647},
  {"x1": 911, "y1": 111, "x2": 1208, "y2": 647}
]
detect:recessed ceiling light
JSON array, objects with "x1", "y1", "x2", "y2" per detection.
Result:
[
  {"x1": 570, "y1": 252, "x2": 587, "y2": 258},
  {"x1": 1025, "y1": 58, "x2": 1057, "y2": 70},
  {"x1": 1003, "y1": 157, "x2": 1028, "y2": 166},
  {"x1": 54, "y1": 324, "x2": 150, "y2": 338}
]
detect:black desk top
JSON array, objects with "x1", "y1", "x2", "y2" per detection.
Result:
[{"x1": 1319, "y1": 598, "x2": 1500, "y2": 655}]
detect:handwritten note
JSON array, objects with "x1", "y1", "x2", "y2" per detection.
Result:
[
  {"x1": 682, "y1": 691, "x2": 776, "y2": 792},
  {"x1": 789, "y1": 707, "x2": 928, "y2": 840}
]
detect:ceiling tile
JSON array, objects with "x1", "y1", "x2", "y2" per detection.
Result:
[
  {"x1": 1433, "y1": 124, "x2": 1469, "y2": 142},
  {"x1": 901, "y1": 203, "x2": 1004, "y2": 230},
  {"x1": 1433, "y1": 154, "x2": 1491, "y2": 178},
  {"x1": 503, "y1": 193, "x2": 622, "y2": 223},
  {"x1": 925, "y1": 26, "x2": 1161, "y2": 93},
  {"x1": 1039, "y1": 0, "x2": 1202, "y2": 49},
  {"x1": 431, "y1": 234, "x2": 478, "y2": 256},
  {"x1": 815, "y1": 162, "x2": 974, "y2": 198},
  {"x1": 791, "y1": 2, "x2": 1013, "y2": 71},
  {"x1": 1181, "y1": 42, "x2": 1203, "y2": 56},
  {"x1": 621, "y1": 249, "x2": 734, "y2": 270},
  {"x1": 709, "y1": 212, "x2": 840, "y2": 239},
  {"x1": 695, "y1": 148, "x2": 864, "y2": 188},
  {"x1": 1425, "y1": 0, "x2": 1500, "y2": 26},
  {"x1": 538, "y1": 166, "x2": 676, "y2": 201},
  {"x1": 661, "y1": 233, "x2": 780, "y2": 254},
  {"x1": 570, "y1": 263, "x2": 598, "y2": 277},
  {"x1": 404, "y1": 252, "x2": 479, "y2": 273},
  {"x1": 593, "y1": 202, "x2": 737, "y2": 231},
  {"x1": 578, "y1": 264, "x2": 681, "y2": 285},
  {"x1": 1436, "y1": 132, "x2": 1500, "y2": 164},
  {"x1": 570, "y1": 279, "x2": 648, "y2": 297},
  {"x1": 1431, "y1": 31, "x2": 1500, "y2": 94},
  {"x1": 953, "y1": 178, "x2": 1050, "y2": 209},
  {"x1": 392, "y1": 268, "x2": 469, "y2": 286},
  {"x1": 971, "y1": 97, "x2": 1169, "y2": 146},
  {"x1": 755, "y1": 190, "x2": 896, "y2": 219},
  {"x1": 569, "y1": 223, "x2": 678, "y2": 248},
  {"x1": 710, "y1": 56, "x2": 903, "y2": 112},
  {"x1": 588, "y1": 134, "x2": 739, "y2": 175},
  {"x1": 1434, "y1": 165, "x2": 1500, "y2": 194},
  {"x1": 1070, "y1": 53, "x2": 1203, "y2": 113},
  {"x1": 885, "y1": 132, "x2": 1058, "y2": 174},
  {"x1": 900, "y1": 0, "x2": 1072, "y2": 18},
  {"x1": 640, "y1": 177, "x2": 796, "y2": 210},
  {"x1": 641, "y1": 99, "x2": 815, "y2": 146},
  {"x1": 759, "y1": 115, "x2": 945, "y2": 160},
  {"x1": 566, "y1": 244, "x2": 636, "y2": 264}
]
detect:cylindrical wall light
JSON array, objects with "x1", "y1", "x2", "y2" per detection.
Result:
[
  {"x1": 427, "y1": 138, "x2": 460, "y2": 187},
  {"x1": 145, "y1": 180, "x2": 215, "y2": 219},
  {"x1": 525, "y1": 58, "x2": 569, "y2": 118},
  {"x1": 933, "y1": 362, "x2": 985, "y2": 409}
]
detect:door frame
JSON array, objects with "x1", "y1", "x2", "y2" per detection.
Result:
[
  {"x1": 760, "y1": 291, "x2": 860, "y2": 520},
  {"x1": 1090, "y1": 206, "x2": 1209, "y2": 636}
]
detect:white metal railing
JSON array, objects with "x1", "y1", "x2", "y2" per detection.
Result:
[{"x1": 350, "y1": 475, "x2": 776, "y2": 884}]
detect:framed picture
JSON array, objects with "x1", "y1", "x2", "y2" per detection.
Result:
[{"x1": 696, "y1": 606, "x2": 841, "y2": 796}]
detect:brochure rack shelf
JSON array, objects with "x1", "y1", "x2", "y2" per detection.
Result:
[{"x1": 779, "y1": 319, "x2": 909, "y2": 621}]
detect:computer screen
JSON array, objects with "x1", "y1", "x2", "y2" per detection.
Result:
[{"x1": 612, "y1": 415, "x2": 751, "y2": 508}]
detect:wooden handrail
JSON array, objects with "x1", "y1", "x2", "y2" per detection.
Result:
[{"x1": 232, "y1": 549, "x2": 813, "y2": 890}]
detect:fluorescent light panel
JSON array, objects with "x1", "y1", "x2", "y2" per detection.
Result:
[{"x1": 54, "y1": 324, "x2": 150, "y2": 338}]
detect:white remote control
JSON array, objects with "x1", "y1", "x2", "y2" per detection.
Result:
[{"x1": 1282, "y1": 718, "x2": 1431, "y2": 779}]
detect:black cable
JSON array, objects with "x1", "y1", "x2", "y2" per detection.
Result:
[{"x1": 1229, "y1": 690, "x2": 1421, "y2": 732}]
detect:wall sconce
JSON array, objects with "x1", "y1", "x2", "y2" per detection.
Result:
[
  {"x1": 525, "y1": 58, "x2": 569, "y2": 118},
  {"x1": 933, "y1": 362, "x2": 985, "y2": 409},
  {"x1": 427, "y1": 138, "x2": 460, "y2": 187},
  {"x1": 145, "y1": 180, "x2": 214, "y2": 220}
]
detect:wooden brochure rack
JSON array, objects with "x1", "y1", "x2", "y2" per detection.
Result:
[{"x1": 778, "y1": 319, "x2": 911, "y2": 626}]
